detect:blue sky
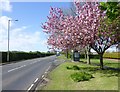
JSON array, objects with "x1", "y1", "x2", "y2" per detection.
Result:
[
  {"x1": 0, "y1": 0, "x2": 117, "y2": 52},
  {"x1": 0, "y1": 1, "x2": 71, "y2": 52}
]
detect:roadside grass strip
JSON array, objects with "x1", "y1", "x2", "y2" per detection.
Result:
[
  {"x1": 41, "y1": 61, "x2": 119, "y2": 90},
  {"x1": 80, "y1": 58, "x2": 119, "y2": 69}
]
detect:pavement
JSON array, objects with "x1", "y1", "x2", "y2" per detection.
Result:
[{"x1": 1, "y1": 55, "x2": 56, "y2": 91}]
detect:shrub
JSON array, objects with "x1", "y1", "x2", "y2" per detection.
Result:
[
  {"x1": 73, "y1": 65, "x2": 80, "y2": 70},
  {"x1": 66, "y1": 66, "x2": 72, "y2": 69},
  {"x1": 66, "y1": 65, "x2": 80, "y2": 70},
  {"x1": 71, "y1": 72, "x2": 93, "y2": 82}
]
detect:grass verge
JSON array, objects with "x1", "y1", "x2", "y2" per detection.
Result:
[
  {"x1": 58, "y1": 55, "x2": 119, "y2": 69},
  {"x1": 80, "y1": 58, "x2": 119, "y2": 69},
  {"x1": 40, "y1": 60, "x2": 119, "y2": 90}
]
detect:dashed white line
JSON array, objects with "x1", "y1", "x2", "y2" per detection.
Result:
[
  {"x1": 30, "y1": 61, "x2": 37, "y2": 64},
  {"x1": 34, "y1": 78, "x2": 39, "y2": 83},
  {"x1": 8, "y1": 65, "x2": 26, "y2": 72},
  {"x1": 23, "y1": 65, "x2": 26, "y2": 67},
  {"x1": 42, "y1": 75, "x2": 44, "y2": 78},
  {"x1": 27, "y1": 84, "x2": 34, "y2": 91},
  {"x1": 8, "y1": 67, "x2": 19, "y2": 72}
]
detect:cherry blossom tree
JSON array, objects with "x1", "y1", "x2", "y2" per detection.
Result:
[
  {"x1": 42, "y1": 2, "x2": 119, "y2": 69},
  {"x1": 72, "y1": 2, "x2": 106, "y2": 65},
  {"x1": 42, "y1": 7, "x2": 75, "y2": 58},
  {"x1": 75, "y1": 2, "x2": 120, "y2": 69},
  {"x1": 42, "y1": 2, "x2": 105, "y2": 61}
]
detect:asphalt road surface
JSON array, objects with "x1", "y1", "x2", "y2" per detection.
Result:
[{"x1": 2, "y1": 55, "x2": 56, "y2": 91}]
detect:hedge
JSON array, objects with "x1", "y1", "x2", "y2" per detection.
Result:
[
  {"x1": 0, "y1": 51, "x2": 55, "y2": 63},
  {"x1": 0, "y1": 52, "x2": 7, "y2": 63}
]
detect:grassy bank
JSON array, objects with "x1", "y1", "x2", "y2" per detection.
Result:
[{"x1": 40, "y1": 56, "x2": 119, "y2": 90}]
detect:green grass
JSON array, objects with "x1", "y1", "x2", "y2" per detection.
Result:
[
  {"x1": 41, "y1": 61, "x2": 119, "y2": 90},
  {"x1": 58, "y1": 55, "x2": 119, "y2": 69},
  {"x1": 103, "y1": 52, "x2": 120, "y2": 59},
  {"x1": 80, "y1": 58, "x2": 119, "y2": 69},
  {"x1": 57, "y1": 55, "x2": 71, "y2": 61}
]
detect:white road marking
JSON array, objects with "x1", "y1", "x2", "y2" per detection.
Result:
[
  {"x1": 34, "y1": 78, "x2": 39, "y2": 83},
  {"x1": 23, "y1": 65, "x2": 26, "y2": 67},
  {"x1": 30, "y1": 61, "x2": 37, "y2": 64},
  {"x1": 27, "y1": 84, "x2": 34, "y2": 91},
  {"x1": 42, "y1": 75, "x2": 44, "y2": 78},
  {"x1": 8, "y1": 65, "x2": 26, "y2": 72},
  {"x1": 46, "y1": 66, "x2": 51, "y2": 72}
]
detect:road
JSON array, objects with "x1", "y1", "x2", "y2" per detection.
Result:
[{"x1": 2, "y1": 55, "x2": 56, "y2": 91}]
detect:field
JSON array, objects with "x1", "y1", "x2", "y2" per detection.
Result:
[{"x1": 103, "y1": 52, "x2": 120, "y2": 59}]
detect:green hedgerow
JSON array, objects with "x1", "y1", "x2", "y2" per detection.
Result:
[{"x1": 71, "y1": 72, "x2": 94, "y2": 82}]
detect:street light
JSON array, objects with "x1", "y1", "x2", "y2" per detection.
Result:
[{"x1": 7, "y1": 19, "x2": 18, "y2": 62}]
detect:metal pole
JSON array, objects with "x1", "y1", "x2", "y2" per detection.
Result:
[
  {"x1": 7, "y1": 19, "x2": 18, "y2": 62},
  {"x1": 7, "y1": 20, "x2": 10, "y2": 62}
]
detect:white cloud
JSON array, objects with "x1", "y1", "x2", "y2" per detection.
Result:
[
  {"x1": 0, "y1": 16, "x2": 48, "y2": 52},
  {"x1": 0, "y1": 16, "x2": 12, "y2": 29},
  {"x1": 0, "y1": 16, "x2": 12, "y2": 42},
  {"x1": 0, "y1": 0, "x2": 12, "y2": 12}
]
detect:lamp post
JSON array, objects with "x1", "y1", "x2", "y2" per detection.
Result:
[{"x1": 7, "y1": 19, "x2": 18, "y2": 62}]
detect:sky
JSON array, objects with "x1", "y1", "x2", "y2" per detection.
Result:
[
  {"x1": 0, "y1": 0, "x2": 71, "y2": 52},
  {"x1": 0, "y1": 0, "x2": 117, "y2": 52}
]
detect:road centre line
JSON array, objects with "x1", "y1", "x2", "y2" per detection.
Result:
[
  {"x1": 7, "y1": 61, "x2": 39, "y2": 72},
  {"x1": 30, "y1": 61, "x2": 37, "y2": 64},
  {"x1": 8, "y1": 65, "x2": 26, "y2": 72}
]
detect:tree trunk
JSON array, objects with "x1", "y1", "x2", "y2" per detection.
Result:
[
  {"x1": 84, "y1": 49, "x2": 87, "y2": 60},
  {"x1": 87, "y1": 45, "x2": 91, "y2": 64},
  {"x1": 66, "y1": 50, "x2": 68, "y2": 58},
  {"x1": 85, "y1": 53, "x2": 87, "y2": 59},
  {"x1": 87, "y1": 50, "x2": 90, "y2": 64},
  {"x1": 99, "y1": 53, "x2": 104, "y2": 69}
]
